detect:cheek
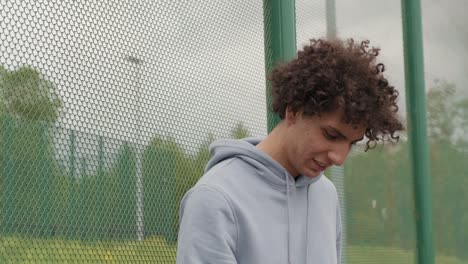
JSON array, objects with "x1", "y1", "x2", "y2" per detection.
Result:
[
  {"x1": 297, "y1": 146, "x2": 318, "y2": 163},
  {"x1": 303, "y1": 133, "x2": 325, "y2": 152},
  {"x1": 292, "y1": 129, "x2": 326, "y2": 159},
  {"x1": 303, "y1": 141, "x2": 330, "y2": 161}
]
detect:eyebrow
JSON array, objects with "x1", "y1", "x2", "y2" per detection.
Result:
[{"x1": 326, "y1": 126, "x2": 364, "y2": 143}]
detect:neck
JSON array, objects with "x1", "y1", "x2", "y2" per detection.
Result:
[{"x1": 257, "y1": 123, "x2": 298, "y2": 177}]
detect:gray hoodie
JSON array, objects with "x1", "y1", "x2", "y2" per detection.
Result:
[{"x1": 176, "y1": 138, "x2": 342, "y2": 264}]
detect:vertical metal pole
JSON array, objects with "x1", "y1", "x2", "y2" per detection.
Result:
[
  {"x1": 326, "y1": 0, "x2": 337, "y2": 39},
  {"x1": 125, "y1": 55, "x2": 145, "y2": 241},
  {"x1": 70, "y1": 130, "x2": 76, "y2": 178},
  {"x1": 97, "y1": 135, "x2": 104, "y2": 239},
  {"x1": 80, "y1": 156, "x2": 87, "y2": 240},
  {"x1": 68, "y1": 130, "x2": 76, "y2": 238},
  {"x1": 400, "y1": 1, "x2": 435, "y2": 263},
  {"x1": 2, "y1": 116, "x2": 14, "y2": 234},
  {"x1": 263, "y1": 0, "x2": 297, "y2": 132},
  {"x1": 38, "y1": 123, "x2": 50, "y2": 236}
]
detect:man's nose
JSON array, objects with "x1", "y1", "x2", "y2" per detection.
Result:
[{"x1": 328, "y1": 144, "x2": 351, "y2": 166}]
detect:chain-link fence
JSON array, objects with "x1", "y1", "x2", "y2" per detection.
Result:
[
  {"x1": 0, "y1": 0, "x2": 467, "y2": 263},
  {"x1": 0, "y1": 1, "x2": 266, "y2": 262},
  {"x1": 302, "y1": 0, "x2": 467, "y2": 263}
]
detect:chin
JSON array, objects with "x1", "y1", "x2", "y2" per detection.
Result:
[{"x1": 304, "y1": 171, "x2": 321, "y2": 178}]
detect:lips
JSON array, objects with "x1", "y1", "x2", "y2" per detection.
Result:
[{"x1": 313, "y1": 159, "x2": 327, "y2": 172}]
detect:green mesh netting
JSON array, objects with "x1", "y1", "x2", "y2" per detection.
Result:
[
  {"x1": 0, "y1": 1, "x2": 266, "y2": 263},
  {"x1": 296, "y1": 0, "x2": 468, "y2": 263}
]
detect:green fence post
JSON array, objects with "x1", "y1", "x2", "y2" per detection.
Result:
[
  {"x1": 153, "y1": 146, "x2": 176, "y2": 243},
  {"x1": 143, "y1": 147, "x2": 154, "y2": 236},
  {"x1": 81, "y1": 157, "x2": 87, "y2": 177},
  {"x1": 67, "y1": 130, "x2": 77, "y2": 238},
  {"x1": 263, "y1": 0, "x2": 297, "y2": 132},
  {"x1": 38, "y1": 123, "x2": 51, "y2": 237},
  {"x1": 97, "y1": 136, "x2": 104, "y2": 239},
  {"x1": 165, "y1": 150, "x2": 175, "y2": 244},
  {"x1": 2, "y1": 115, "x2": 14, "y2": 235},
  {"x1": 70, "y1": 130, "x2": 76, "y2": 178},
  {"x1": 400, "y1": 0, "x2": 435, "y2": 263},
  {"x1": 80, "y1": 156, "x2": 87, "y2": 240}
]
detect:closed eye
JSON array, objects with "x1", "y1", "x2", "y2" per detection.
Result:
[{"x1": 323, "y1": 130, "x2": 339, "y2": 141}]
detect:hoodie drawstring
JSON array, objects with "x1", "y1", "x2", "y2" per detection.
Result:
[
  {"x1": 306, "y1": 184, "x2": 310, "y2": 263},
  {"x1": 287, "y1": 177, "x2": 312, "y2": 264},
  {"x1": 286, "y1": 172, "x2": 291, "y2": 264}
]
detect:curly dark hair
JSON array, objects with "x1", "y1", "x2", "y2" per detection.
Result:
[{"x1": 269, "y1": 38, "x2": 404, "y2": 149}]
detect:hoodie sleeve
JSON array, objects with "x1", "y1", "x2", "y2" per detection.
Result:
[{"x1": 177, "y1": 184, "x2": 238, "y2": 264}]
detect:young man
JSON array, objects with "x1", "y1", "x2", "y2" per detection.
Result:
[{"x1": 176, "y1": 38, "x2": 403, "y2": 264}]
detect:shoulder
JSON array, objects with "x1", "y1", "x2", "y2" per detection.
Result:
[
  {"x1": 182, "y1": 184, "x2": 234, "y2": 214},
  {"x1": 196, "y1": 157, "x2": 256, "y2": 190},
  {"x1": 183, "y1": 157, "x2": 245, "y2": 212}
]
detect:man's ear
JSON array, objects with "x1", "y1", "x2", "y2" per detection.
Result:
[{"x1": 285, "y1": 106, "x2": 300, "y2": 125}]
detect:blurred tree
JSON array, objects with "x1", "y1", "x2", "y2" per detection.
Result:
[
  {"x1": 0, "y1": 66, "x2": 61, "y2": 122},
  {"x1": 230, "y1": 122, "x2": 250, "y2": 139},
  {"x1": 193, "y1": 133, "x2": 216, "y2": 176},
  {"x1": 426, "y1": 79, "x2": 457, "y2": 142},
  {"x1": 112, "y1": 143, "x2": 137, "y2": 239},
  {"x1": 0, "y1": 65, "x2": 63, "y2": 238},
  {"x1": 143, "y1": 137, "x2": 180, "y2": 242},
  {"x1": 426, "y1": 79, "x2": 468, "y2": 146}
]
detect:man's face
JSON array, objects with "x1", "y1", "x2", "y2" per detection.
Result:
[{"x1": 284, "y1": 109, "x2": 366, "y2": 178}]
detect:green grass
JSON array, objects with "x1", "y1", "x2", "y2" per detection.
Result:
[
  {"x1": 0, "y1": 236, "x2": 176, "y2": 263},
  {"x1": 1, "y1": 236, "x2": 467, "y2": 264},
  {"x1": 346, "y1": 246, "x2": 468, "y2": 264}
]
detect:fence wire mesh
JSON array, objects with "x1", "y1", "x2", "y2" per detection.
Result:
[
  {"x1": 0, "y1": 1, "x2": 266, "y2": 263},
  {"x1": 299, "y1": 0, "x2": 467, "y2": 263},
  {"x1": 1, "y1": 0, "x2": 467, "y2": 263},
  {"x1": 421, "y1": 0, "x2": 468, "y2": 261}
]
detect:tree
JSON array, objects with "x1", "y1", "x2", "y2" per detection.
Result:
[
  {"x1": 110, "y1": 143, "x2": 137, "y2": 239},
  {"x1": 0, "y1": 66, "x2": 61, "y2": 122},
  {"x1": 0, "y1": 65, "x2": 63, "y2": 237},
  {"x1": 426, "y1": 79, "x2": 468, "y2": 145},
  {"x1": 230, "y1": 122, "x2": 250, "y2": 139},
  {"x1": 143, "y1": 137, "x2": 181, "y2": 242}
]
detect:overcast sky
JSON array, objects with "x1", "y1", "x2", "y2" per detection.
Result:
[{"x1": 1, "y1": 0, "x2": 466, "y2": 159}]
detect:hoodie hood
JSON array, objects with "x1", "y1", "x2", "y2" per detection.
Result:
[{"x1": 206, "y1": 137, "x2": 322, "y2": 188}]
